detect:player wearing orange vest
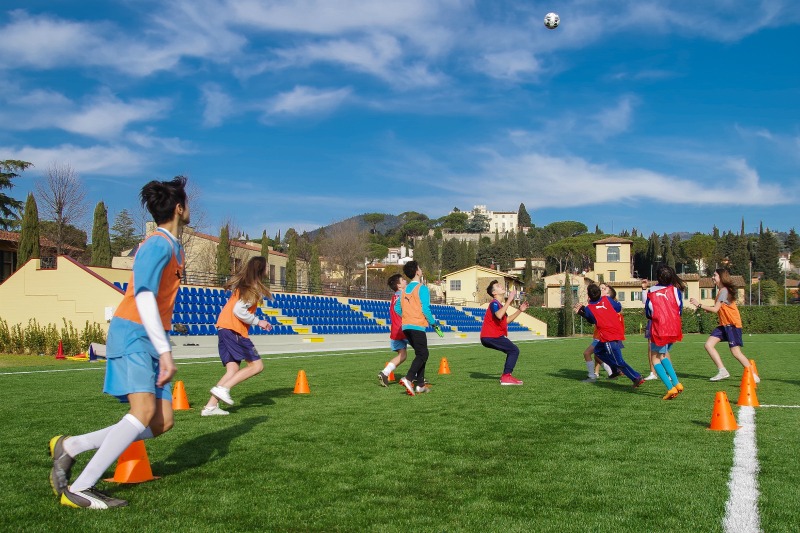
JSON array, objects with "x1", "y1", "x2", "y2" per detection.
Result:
[
  {"x1": 202, "y1": 256, "x2": 273, "y2": 415},
  {"x1": 50, "y1": 176, "x2": 189, "y2": 509},
  {"x1": 393, "y1": 261, "x2": 436, "y2": 396},
  {"x1": 378, "y1": 273, "x2": 409, "y2": 387},
  {"x1": 690, "y1": 268, "x2": 759, "y2": 383}
]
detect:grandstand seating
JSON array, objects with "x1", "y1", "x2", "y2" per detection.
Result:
[{"x1": 168, "y1": 289, "x2": 529, "y2": 336}]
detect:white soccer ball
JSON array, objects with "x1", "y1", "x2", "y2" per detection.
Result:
[{"x1": 544, "y1": 12, "x2": 560, "y2": 30}]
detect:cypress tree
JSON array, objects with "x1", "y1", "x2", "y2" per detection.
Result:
[
  {"x1": 286, "y1": 233, "x2": 297, "y2": 291},
  {"x1": 17, "y1": 193, "x2": 40, "y2": 267},
  {"x1": 309, "y1": 244, "x2": 322, "y2": 294},
  {"x1": 216, "y1": 225, "x2": 231, "y2": 282},
  {"x1": 754, "y1": 224, "x2": 781, "y2": 283},
  {"x1": 260, "y1": 230, "x2": 270, "y2": 258},
  {"x1": 517, "y1": 203, "x2": 531, "y2": 227},
  {"x1": 91, "y1": 201, "x2": 112, "y2": 267}
]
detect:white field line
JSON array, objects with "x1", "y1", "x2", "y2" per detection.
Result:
[
  {"x1": 723, "y1": 406, "x2": 761, "y2": 533},
  {"x1": 758, "y1": 404, "x2": 800, "y2": 408}
]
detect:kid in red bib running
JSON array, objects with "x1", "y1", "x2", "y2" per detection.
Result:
[
  {"x1": 378, "y1": 273, "x2": 409, "y2": 387},
  {"x1": 645, "y1": 265, "x2": 685, "y2": 400}
]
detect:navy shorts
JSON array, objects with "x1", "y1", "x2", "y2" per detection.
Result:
[
  {"x1": 218, "y1": 328, "x2": 261, "y2": 365},
  {"x1": 710, "y1": 325, "x2": 744, "y2": 348},
  {"x1": 644, "y1": 320, "x2": 651, "y2": 340}
]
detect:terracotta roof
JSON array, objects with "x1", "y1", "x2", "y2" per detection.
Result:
[
  {"x1": 699, "y1": 276, "x2": 746, "y2": 288},
  {"x1": 678, "y1": 273, "x2": 700, "y2": 281},
  {"x1": 187, "y1": 230, "x2": 288, "y2": 258},
  {"x1": 592, "y1": 237, "x2": 634, "y2": 245},
  {"x1": 0, "y1": 230, "x2": 84, "y2": 253}
]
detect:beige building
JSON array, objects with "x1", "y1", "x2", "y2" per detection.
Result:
[
  {"x1": 442, "y1": 265, "x2": 525, "y2": 306},
  {"x1": 506, "y1": 257, "x2": 546, "y2": 281},
  {"x1": 472, "y1": 205, "x2": 519, "y2": 234}
]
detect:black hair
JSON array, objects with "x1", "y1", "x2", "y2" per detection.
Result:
[
  {"x1": 606, "y1": 286, "x2": 617, "y2": 300},
  {"x1": 140, "y1": 176, "x2": 188, "y2": 225},
  {"x1": 387, "y1": 273, "x2": 403, "y2": 291},
  {"x1": 402, "y1": 261, "x2": 419, "y2": 279},
  {"x1": 656, "y1": 265, "x2": 686, "y2": 291},
  {"x1": 587, "y1": 283, "x2": 601, "y2": 301},
  {"x1": 487, "y1": 280, "x2": 499, "y2": 297}
]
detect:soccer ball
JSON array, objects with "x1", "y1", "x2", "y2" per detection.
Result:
[{"x1": 544, "y1": 12, "x2": 560, "y2": 30}]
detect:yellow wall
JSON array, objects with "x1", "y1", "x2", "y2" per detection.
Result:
[
  {"x1": 593, "y1": 243, "x2": 633, "y2": 283},
  {"x1": 0, "y1": 257, "x2": 123, "y2": 331}
]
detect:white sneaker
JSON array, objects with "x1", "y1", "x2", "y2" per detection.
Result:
[
  {"x1": 415, "y1": 385, "x2": 431, "y2": 393},
  {"x1": 201, "y1": 405, "x2": 229, "y2": 416},
  {"x1": 210, "y1": 386, "x2": 234, "y2": 405},
  {"x1": 644, "y1": 372, "x2": 658, "y2": 381},
  {"x1": 399, "y1": 377, "x2": 415, "y2": 396},
  {"x1": 710, "y1": 369, "x2": 731, "y2": 382}
]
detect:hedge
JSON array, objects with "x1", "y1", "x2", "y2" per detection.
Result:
[
  {"x1": 527, "y1": 305, "x2": 800, "y2": 338},
  {"x1": 0, "y1": 318, "x2": 106, "y2": 356}
]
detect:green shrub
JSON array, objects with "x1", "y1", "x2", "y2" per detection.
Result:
[{"x1": 0, "y1": 317, "x2": 107, "y2": 356}]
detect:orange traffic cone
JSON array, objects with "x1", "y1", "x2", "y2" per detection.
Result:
[
  {"x1": 709, "y1": 391, "x2": 739, "y2": 431},
  {"x1": 749, "y1": 359, "x2": 759, "y2": 385},
  {"x1": 438, "y1": 357, "x2": 451, "y2": 375},
  {"x1": 55, "y1": 340, "x2": 65, "y2": 360},
  {"x1": 104, "y1": 440, "x2": 159, "y2": 483},
  {"x1": 294, "y1": 370, "x2": 310, "y2": 394},
  {"x1": 172, "y1": 380, "x2": 190, "y2": 410},
  {"x1": 385, "y1": 362, "x2": 395, "y2": 382},
  {"x1": 737, "y1": 371, "x2": 760, "y2": 407}
]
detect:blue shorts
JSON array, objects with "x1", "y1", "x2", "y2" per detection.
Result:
[
  {"x1": 390, "y1": 339, "x2": 409, "y2": 352},
  {"x1": 711, "y1": 325, "x2": 744, "y2": 347},
  {"x1": 104, "y1": 351, "x2": 172, "y2": 403},
  {"x1": 218, "y1": 328, "x2": 261, "y2": 365},
  {"x1": 644, "y1": 320, "x2": 652, "y2": 340},
  {"x1": 650, "y1": 342, "x2": 672, "y2": 354},
  {"x1": 590, "y1": 339, "x2": 599, "y2": 347}
]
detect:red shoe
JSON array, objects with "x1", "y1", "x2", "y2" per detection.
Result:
[
  {"x1": 632, "y1": 377, "x2": 645, "y2": 388},
  {"x1": 500, "y1": 374, "x2": 524, "y2": 386}
]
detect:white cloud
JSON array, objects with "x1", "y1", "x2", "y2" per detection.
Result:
[
  {"x1": 0, "y1": 144, "x2": 146, "y2": 176},
  {"x1": 263, "y1": 86, "x2": 351, "y2": 117},
  {"x1": 588, "y1": 96, "x2": 636, "y2": 140},
  {"x1": 201, "y1": 84, "x2": 236, "y2": 127}
]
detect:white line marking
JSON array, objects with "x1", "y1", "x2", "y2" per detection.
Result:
[
  {"x1": 723, "y1": 406, "x2": 761, "y2": 533},
  {"x1": 758, "y1": 404, "x2": 800, "y2": 408}
]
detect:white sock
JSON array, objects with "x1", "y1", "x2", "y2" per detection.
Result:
[
  {"x1": 382, "y1": 363, "x2": 397, "y2": 376},
  {"x1": 70, "y1": 414, "x2": 146, "y2": 492},
  {"x1": 65, "y1": 425, "x2": 154, "y2": 457},
  {"x1": 585, "y1": 361, "x2": 594, "y2": 377},
  {"x1": 603, "y1": 363, "x2": 613, "y2": 376}
]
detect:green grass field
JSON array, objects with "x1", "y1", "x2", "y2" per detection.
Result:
[{"x1": 1, "y1": 334, "x2": 798, "y2": 532}]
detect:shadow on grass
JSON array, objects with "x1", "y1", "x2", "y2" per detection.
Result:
[
  {"x1": 469, "y1": 371, "x2": 499, "y2": 381},
  {"x1": 154, "y1": 415, "x2": 269, "y2": 476},
  {"x1": 235, "y1": 387, "x2": 295, "y2": 409}
]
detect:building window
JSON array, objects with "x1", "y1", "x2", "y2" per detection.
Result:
[
  {"x1": 701, "y1": 289, "x2": 707, "y2": 299},
  {"x1": 607, "y1": 246, "x2": 620, "y2": 262},
  {"x1": 632, "y1": 291, "x2": 642, "y2": 301},
  {"x1": 1, "y1": 250, "x2": 16, "y2": 283},
  {"x1": 269, "y1": 264, "x2": 275, "y2": 283},
  {"x1": 609, "y1": 271, "x2": 616, "y2": 281},
  {"x1": 450, "y1": 280, "x2": 461, "y2": 291},
  {"x1": 618, "y1": 292, "x2": 625, "y2": 301}
]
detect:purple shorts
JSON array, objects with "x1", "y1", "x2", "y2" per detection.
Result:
[
  {"x1": 644, "y1": 320, "x2": 652, "y2": 340},
  {"x1": 710, "y1": 325, "x2": 744, "y2": 348},
  {"x1": 218, "y1": 328, "x2": 261, "y2": 365}
]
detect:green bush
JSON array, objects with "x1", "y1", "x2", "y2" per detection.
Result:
[
  {"x1": 526, "y1": 308, "x2": 562, "y2": 337},
  {"x1": 0, "y1": 318, "x2": 107, "y2": 356}
]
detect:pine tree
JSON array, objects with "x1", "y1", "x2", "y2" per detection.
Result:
[
  {"x1": 754, "y1": 224, "x2": 781, "y2": 283},
  {"x1": 309, "y1": 244, "x2": 322, "y2": 294},
  {"x1": 110, "y1": 209, "x2": 139, "y2": 256},
  {"x1": 0, "y1": 160, "x2": 30, "y2": 230},
  {"x1": 786, "y1": 228, "x2": 799, "y2": 252},
  {"x1": 90, "y1": 201, "x2": 112, "y2": 267},
  {"x1": 216, "y1": 225, "x2": 231, "y2": 281},
  {"x1": 260, "y1": 230, "x2": 270, "y2": 258},
  {"x1": 17, "y1": 193, "x2": 40, "y2": 266}
]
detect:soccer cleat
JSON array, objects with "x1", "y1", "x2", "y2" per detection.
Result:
[
  {"x1": 377, "y1": 372, "x2": 390, "y2": 387},
  {"x1": 210, "y1": 386, "x2": 234, "y2": 405},
  {"x1": 49, "y1": 435, "x2": 75, "y2": 497},
  {"x1": 644, "y1": 372, "x2": 658, "y2": 381},
  {"x1": 500, "y1": 374, "x2": 524, "y2": 386},
  {"x1": 60, "y1": 486, "x2": 128, "y2": 509},
  {"x1": 675, "y1": 383, "x2": 684, "y2": 395},
  {"x1": 399, "y1": 377, "x2": 415, "y2": 396},
  {"x1": 581, "y1": 376, "x2": 597, "y2": 383},
  {"x1": 632, "y1": 377, "x2": 645, "y2": 388},
  {"x1": 662, "y1": 387, "x2": 679, "y2": 400},
  {"x1": 415, "y1": 385, "x2": 431, "y2": 393},
  {"x1": 201, "y1": 405, "x2": 229, "y2": 416},
  {"x1": 709, "y1": 369, "x2": 730, "y2": 382},
  {"x1": 608, "y1": 370, "x2": 623, "y2": 380}
]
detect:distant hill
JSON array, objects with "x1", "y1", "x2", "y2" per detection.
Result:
[{"x1": 307, "y1": 213, "x2": 404, "y2": 239}]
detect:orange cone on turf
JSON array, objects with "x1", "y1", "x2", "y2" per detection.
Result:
[
  {"x1": 709, "y1": 391, "x2": 739, "y2": 431},
  {"x1": 737, "y1": 371, "x2": 760, "y2": 407},
  {"x1": 385, "y1": 362, "x2": 395, "y2": 382},
  {"x1": 56, "y1": 340, "x2": 65, "y2": 360},
  {"x1": 294, "y1": 370, "x2": 310, "y2": 394},
  {"x1": 172, "y1": 380, "x2": 190, "y2": 410},
  {"x1": 104, "y1": 440, "x2": 159, "y2": 483},
  {"x1": 438, "y1": 357, "x2": 451, "y2": 375}
]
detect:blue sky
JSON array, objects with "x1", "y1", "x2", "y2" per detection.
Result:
[{"x1": 1, "y1": 1, "x2": 798, "y2": 241}]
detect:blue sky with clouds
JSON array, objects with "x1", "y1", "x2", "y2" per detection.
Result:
[{"x1": 1, "y1": 1, "x2": 798, "y2": 240}]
